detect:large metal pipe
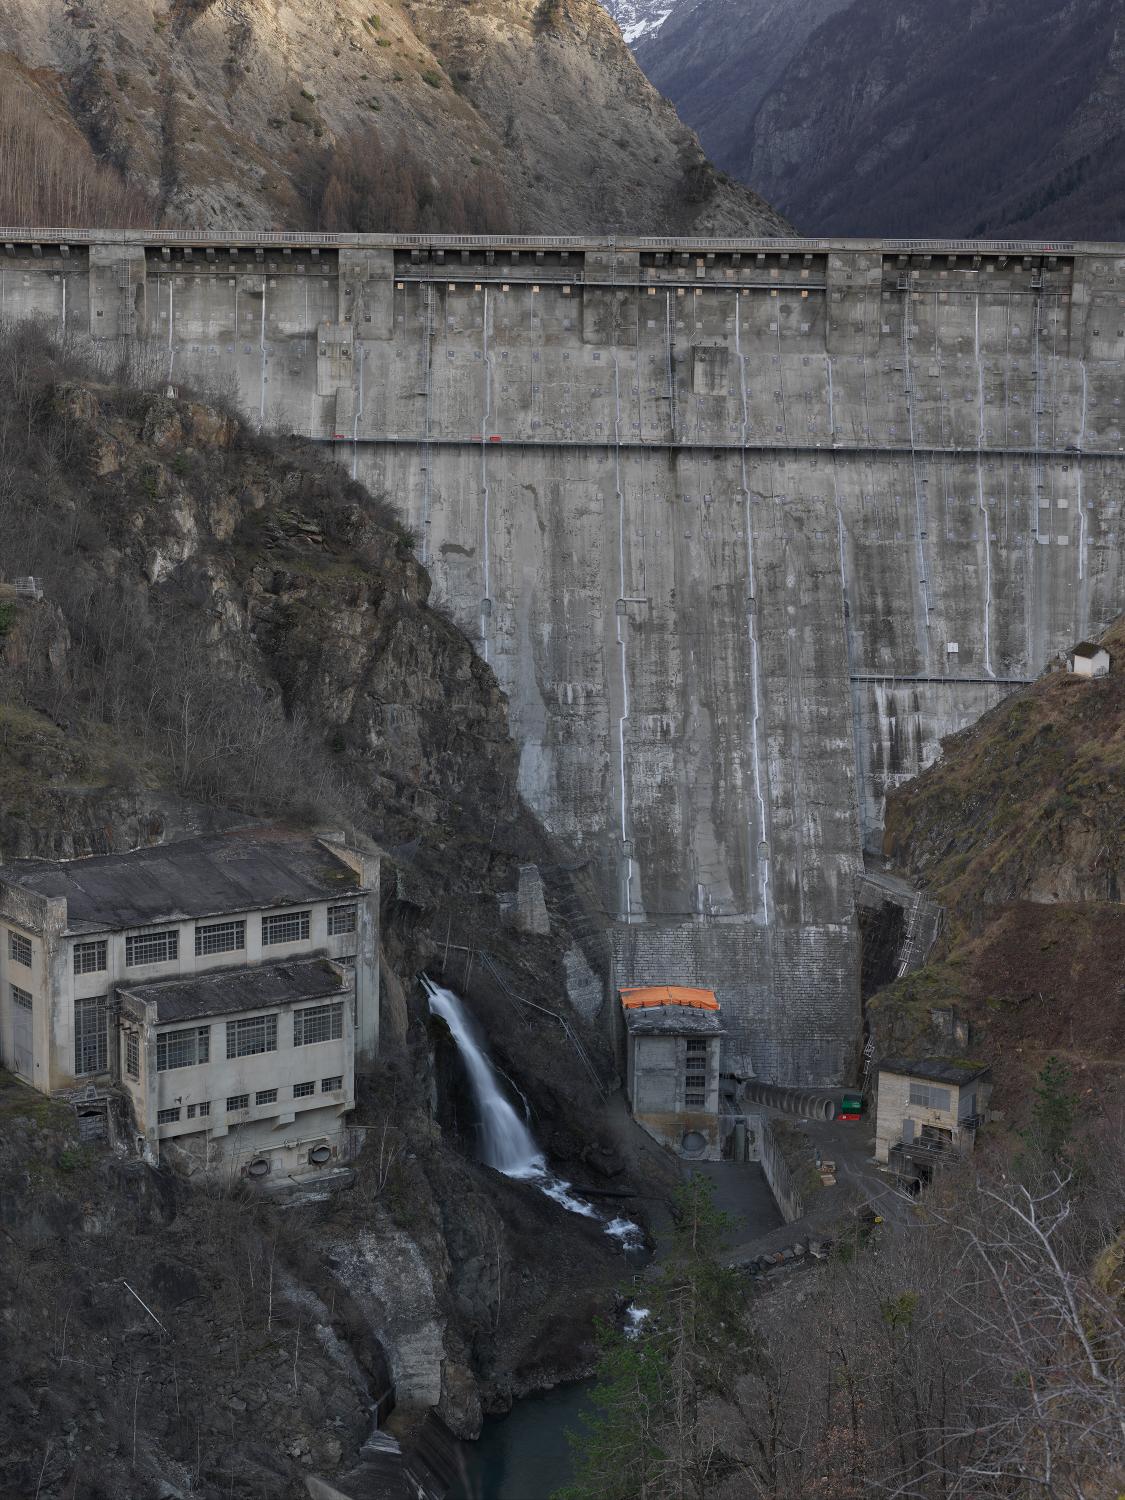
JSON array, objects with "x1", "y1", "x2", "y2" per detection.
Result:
[{"x1": 742, "y1": 1081, "x2": 838, "y2": 1122}]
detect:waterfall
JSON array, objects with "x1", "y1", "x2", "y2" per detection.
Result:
[
  {"x1": 423, "y1": 976, "x2": 543, "y2": 1177},
  {"x1": 423, "y1": 976, "x2": 642, "y2": 1249}
]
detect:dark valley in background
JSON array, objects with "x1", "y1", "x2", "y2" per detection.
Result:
[{"x1": 626, "y1": 0, "x2": 1125, "y2": 239}]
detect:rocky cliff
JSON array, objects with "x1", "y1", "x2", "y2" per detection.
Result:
[
  {"x1": 870, "y1": 618, "x2": 1125, "y2": 1119},
  {"x1": 0, "y1": 325, "x2": 677, "y2": 1498},
  {"x1": 0, "y1": 0, "x2": 787, "y2": 235}
]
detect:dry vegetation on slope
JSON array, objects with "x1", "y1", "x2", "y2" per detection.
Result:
[
  {"x1": 0, "y1": 0, "x2": 786, "y2": 234},
  {"x1": 872, "y1": 620, "x2": 1125, "y2": 1120}
]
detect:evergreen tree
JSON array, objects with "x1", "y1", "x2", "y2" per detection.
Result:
[
  {"x1": 558, "y1": 1176, "x2": 750, "y2": 1500},
  {"x1": 1025, "y1": 1054, "x2": 1078, "y2": 1163}
]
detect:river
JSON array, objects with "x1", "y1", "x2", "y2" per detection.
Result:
[{"x1": 447, "y1": 1379, "x2": 595, "y2": 1500}]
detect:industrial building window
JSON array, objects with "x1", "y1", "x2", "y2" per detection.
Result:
[
  {"x1": 74, "y1": 996, "x2": 108, "y2": 1076},
  {"x1": 194, "y1": 919, "x2": 246, "y2": 957},
  {"x1": 226, "y1": 1093, "x2": 249, "y2": 1112},
  {"x1": 11, "y1": 983, "x2": 32, "y2": 1011},
  {"x1": 293, "y1": 1081, "x2": 315, "y2": 1098},
  {"x1": 157, "y1": 1026, "x2": 210, "y2": 1072},
  {"x1": 262, "y1": 910, "x2": 310, "y2": 946},
  {"x1": 74, "y1": 939, "x2": 107, "y2": 975},
  {"x1": 8, "y1": 931, "x2": 32, "y2": 967},
  {"x1": 226, "y1": 1013, "x2": 278, "y2": 1059},
  {"x1": 255, "y1": 1088, "x2": 278, "y2": 1106},
  {"x1": 125, "y1": 929, "x2": 179, "y2": 966},
  {"x1": 327, "y1": 903, "x2": 357, "y2": 936},
  {"x1": 187, "y1": 1101, "x2": 211, "y2": 1119},
  {"x1": 157, "y1": 1107, "x2": 181, "y2": 1125},
  {"x1": 126, "y1": 1031, "x2": 140, "y2": 1080},
  {"x1": 294, "y1": 1003, "x2": 344, "y2": 1046},
  {"x1": 321, "y1": 1076, "x2": 343, "y2": 1093},
  {"x1": 908, "y1": 1082, "x2": 951, "y2": 1111},
  {"x1": 684, "y1": 1039, "x2": 708, "y2": 1109}
]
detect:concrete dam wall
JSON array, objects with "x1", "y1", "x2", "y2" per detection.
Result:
[{"x1": 4, "y1": 228, "x2": 1122, "y2": 1084}]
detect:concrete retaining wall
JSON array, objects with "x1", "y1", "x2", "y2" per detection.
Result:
[
  {"x1": 3, "y1": 230, "x2": 1122, "y2": 1083},
  {"x1": 755, "y1": 1114, "x2": 805, "y2": 1224}
]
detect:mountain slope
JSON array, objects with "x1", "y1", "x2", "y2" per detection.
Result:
[
  {"x1": 635, "y1": 0, "x2": 849, "y2": 170},
  {"x1": 634, "y1": 0, "x2": 1125, "y2": 239},
  {"x1": 0, "y1": 0, "x2": 788, "y2": 234},
  {"x1": 870, "y1": 617, "x2": 1125, "y2": 1118}
]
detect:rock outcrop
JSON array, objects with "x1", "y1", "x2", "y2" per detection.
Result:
[{"x1": 0, "y1": 0, "x2": 787, "y2": 234}]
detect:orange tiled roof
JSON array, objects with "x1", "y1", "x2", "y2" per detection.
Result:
[{"x1": 619, "y1": 985, "x2": 720, "y2": 1011}]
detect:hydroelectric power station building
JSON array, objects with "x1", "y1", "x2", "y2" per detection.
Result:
[
  {"x1": 0, "y1": 827, "x2": 379, "y2": 1178},
  {"x1": 1, "y1": 226, "x2": 1122, "y2": 1086}
]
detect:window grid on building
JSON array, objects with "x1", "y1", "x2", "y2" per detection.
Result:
[
  {"x1": 194, "y1": 919, "x2": 246, "y2": 957},
  {"x1": 226, "y1": 1093, "x2": 249, "y2": 1112},
  {"x1": 327, "y1": 903, "x2": 357, "y2": 936},
  {"x1": 909, "y1": 1082, "x2": 952, "y2": 1112},
  {"x1": 11, "y1": 983, "x2": 32, "y2": 1011},
  {"x1": 125, "y1": 929, "x2": 179, "y2": 966},
  {"x1": 156, "y1": 1026, "x2": 210, "y2": 1072},
  {"x1": 321, "y1": 1076, "x2": 343, "y2": 1093},
  {"x1": 255, "y1": 1088, "x2": 278, "y2": 1106},
  {"x1": 126, "y1": 1031, "x2": 140, "y2": 1080},
  {"x1": 262, "y1": 910, "x2": 310, "y2": 946},
  {"x1": 293, "y1": 1080, "x2": 315, "y2": 1098},
  {"x1": 73, "y1": 939, "x2": 108, "y2": 975},
  {"x1": 226, "y1": 1013, "x2": 278, "y2": 1059},
  {"x1": 684, "y1": 1038, "x2": 708, "y2": 1109},
  {"x1": 294, "y1": 1002, "x2": 343, "y2": 1047},
  {"x1": 74, "y1": 995, "x2": 108, "y2": 1076},
  {"x1": 187, "y1": 1101, "x2": 211, "y2": 1119},
  {"x1": 157, "y1": 1107, "x2": 181, "y2": 1125},
  {"x1": 8, "y1": 930, "x2": 32, "y2": 967}
]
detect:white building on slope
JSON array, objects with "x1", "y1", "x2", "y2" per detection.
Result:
[{"x1": 0, "y1": 827, "x2": 379, "y2": 1179}]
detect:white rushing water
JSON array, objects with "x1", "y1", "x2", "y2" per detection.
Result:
[{"x1": 422, "y1": 976, "x2": 643, "y2": 1250}]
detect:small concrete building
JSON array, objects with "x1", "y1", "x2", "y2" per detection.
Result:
[
  {"x1": 0, "y1": 827, "x2": 378, "y2": 1178},
  {"x1": 1068, "y1": 642, "x2": 1111, "y2": 678},
  {"x1": 875, "y1": 1056, "x2": 992, "y2": 1180},
  {"x1": 621, "y1": 985, "x2": 723, "y2": 1160}
]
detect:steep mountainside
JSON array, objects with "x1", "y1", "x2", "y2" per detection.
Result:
[
  {"x1": 635, "y1": 0, "x2": 849, "y2": 169},
  {"x1": 0, "y1": 326, "x2": 678, "y2": 1497},
  {"x1": 870, "y1": 618, "x2": 1125, "y2": 1119},
  {"x1": 635, "y1": 0, "x2": 1125, "y2": 239},
  {"x1": 0, "y1": 0, "x2": 787, "y2": 235}
]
